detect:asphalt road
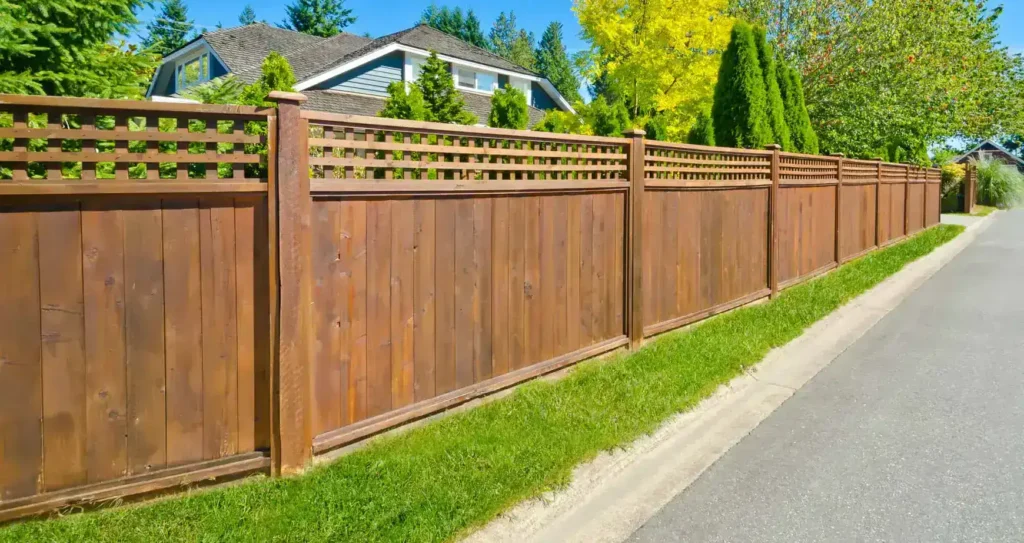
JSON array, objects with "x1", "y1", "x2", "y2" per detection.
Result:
[{"x1": 630, "y1": 210, "x2": 1024, "y2": 542}]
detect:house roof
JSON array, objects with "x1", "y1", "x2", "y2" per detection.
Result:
[
  {"x1": 303, "y1": 89, "x2": 548, "y2": 128},
  {"x1": 955, "y1": 139, "x2": 1024, "y2": 167},
  {"x1": 199, "y1": 23, "x2": 326, "y2": 74}
]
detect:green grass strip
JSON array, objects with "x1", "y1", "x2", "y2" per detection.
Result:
[{"x1": 1, "y1": 224, "x2": 965, "y2": 543}]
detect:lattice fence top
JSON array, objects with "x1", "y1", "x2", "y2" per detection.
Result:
[
  {"x1": 643, "y1": 141, "x2": 771, "y2": 185},
  {"x1": 779, "y1": 154, "x2": 839, "y2": 185},
  {"x1": 880, "y1": 163, "x2": 909, "y2": 183},
  {"x1": 302, "y1": 112, "x2": 629, "y2": 183},
  {"x1": 842, "y1": 159, "x2": 880, "y2": 184},
  {"x1": 0, "y1": 95, "x2": 271, "y2": 183}
]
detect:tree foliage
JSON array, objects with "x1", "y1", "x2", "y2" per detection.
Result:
[
  {"x1": 281, "y1": 0, "x2": 356, "y2": 37},
  {"x1": 380, "y1": 81, "x2": 429, "y2": 121},
  {"x1": 580, "y1": 95, "x2": 631, "y2": 137},
  {"x1": 777, "y1": 64, "x2": 817, "y2": 154},
  {"x1": 420, "y1": 5, "x2": 488, "y2": 49},
  {"x1": 489, "y1": 12, "x2": 536, "y2": 70},
  {"x1": 535, "y1": 22, "x2": 580, "y2": 104},
  {"x1": 238, "y1": 51, "x2": 297, "y2": 106},
  {"x1": 143, "y1": 0, "x2": 194, "y2": 57},
  {"x1": 488, "y1": 86, "x2": 529, "y2": 129},
  {"x1": 239, "y1": 5, "x2": 257, "y2": 25},
  {"x1": 711, "y1": 21, "x2": 772, "y2": 149},
  {"x1": 688, "y1": 108, "x2": 716, "y2": 146},
  {"x1": 180, "y1": 75, "x2": 246, "y2": 104},
  {"x1": 974, "y1": 157, "x2": 1024, "y2": 208},
  {"x1": 0, "y1": 0, "x2": 157, "y2": 97},
  {"x1": 534, "y1": 110, "x2": 591, "y2": 135},
  {"x1": 576, "y1": 0, "x2": 732, "y2": 141},
  {"x1": 754, "y1": 26, "x2": 791, "y2": 150},
  {"x1": 732, "y1": 0, "x2": 1024, "y2": 157}
]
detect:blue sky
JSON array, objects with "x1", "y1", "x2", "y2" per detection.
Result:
[{"x1": 133, "y1": 0, "x2": 1024, "y2": 57}]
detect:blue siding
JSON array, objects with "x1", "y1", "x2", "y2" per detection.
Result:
[
  {"x1": 318, "y1": 51, "x2": 404, "y2": 97},
  {"x1": 531, "y1": 82, "x2": 558, "y2": 110}
]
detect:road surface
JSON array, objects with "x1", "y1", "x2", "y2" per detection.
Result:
[{"x1": 630, "y1": 210, "x2": 1024, "y2": 542}]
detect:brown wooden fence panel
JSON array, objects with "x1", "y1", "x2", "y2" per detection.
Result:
[
  {"x1": 838, "y1": 159, "x2": 879, "y2": 261},
  {"x1": 642, "y1": 142, "x2": 770, "y2": 336},
  {"x1": 0, "y1": 95, "x2": 272, "y2": 517},
  {"x1": 925, "y1": 169, "x2": 942, "y2": 226},
  {"x1": 776, "y1": 154, "x2": 839, "y2": 287},
  {"x1": 301, "y1": 112, "x2": 629, "y2": 453}
]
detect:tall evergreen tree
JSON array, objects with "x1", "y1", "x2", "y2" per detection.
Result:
[
  {"x1": 535, "y1": 22, "x2": 580, "y2": 103},
  {"x1": 419, "y1": 5, "x2": 487, "y2": 49},
  {"x1": 777, "y1": 64, "x2": 819, "y2": 154},
  {"x1": 1, "y1": 0, "x2": 157, "y2": 97},
  {"x1": 507, "y1": 30, "x2": 536, "y2": 70},
  {"x1": 488, "y1": 86, "x2": 529, "y2": 129},
  {"x1": 711, "y1": 21, "x2": 772, "y2": 149},
  {"x1": 239, "y1": 5, "x2": 257, "y2": 25},
  {"x1": 143, "y1": 0, "x2": 194, "y2": 57},
  {"x1": 281, "y1": 0, "x2": 356, "y2": 37},
  {"x1": 754, "y1": 26, "x2": 791, "y2": 151},
  {"x1": 380, "y1": 81, "x2": 429, "y2": 121},
  {"x1": 688, "y1": 108, "x2": 716, "y2": 146},
  {"x1": 417, "y1": 51, "x2": 477, "y2": 124},
  {"x1": 490, "y1": 11, "x2": 535, "y2": 69}
]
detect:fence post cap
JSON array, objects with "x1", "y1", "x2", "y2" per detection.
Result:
[
  {"x1": 764, "y1": 144, "x2": 782, "y2": 151},
  {"x1": 267, "y1": 91, "x2": 308, "y2": 103},
  {"x1": 829, "y1": 152, "x2": 845, "y2": 158},
  {"x1": 623, "y1": 128, "x2": 646, "y2": 137}
]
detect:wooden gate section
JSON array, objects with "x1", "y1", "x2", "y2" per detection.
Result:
[
  {"x1": 297, "y1": 112, "x2": 629, "y2": 455},
  {"x1": 0, "y1": 96, "x2": 273, "y2": 519}
]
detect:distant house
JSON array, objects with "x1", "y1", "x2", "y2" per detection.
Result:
[
  {"x1": 955, "y1": 139, "x2": 1024, "y2": 173},
  {"x1": 146, "y1": 23, "x2": 574, "y2": 126}
]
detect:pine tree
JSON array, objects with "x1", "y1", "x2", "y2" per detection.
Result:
[
  {"x1": 380, "y1": 81, "x2": 429, "y2": 121},
  {"x1": 1, "y1": 0, "x2": 157, "y2": 97},
  {"x1": 281, "y1": 0, "x2": 356, "y2": 38},
  {"x1": 754, "y1": 26, "x2": 791, "y2": 151},
  {"x1": 535, "y1": 22, "x2": 580, "y2": 103},
  {"x1": 488, "y1": 85, "x2": 529, "y2": 129},
  {"x1": 143, "y1": 0, "x2": 194, "y2": 57},
  {"x1": 239, "y1": 51, "x2": 297, "y2": 106},
  {"x1": 688, "y1": 108, "x2": 715, "y2": 146},
  {"x1": 777, "y1": 64, "x2": 819, "y2": 154},
  {"x1": 239, "y1": 5, "x2": 257, "y2": 25},
  {"x1": 416, "y1": 52, "x2": 477, "y2": 124},
  {"x1": 420, "y1": 5, "x2": 487, "y2": 49},
  {"x1": 490, "y1": 12, "x2": 517, "y2": 57},
  {"x1": 583, "y1": 95, "x2": 630, "y2": 137},
  {"x1": 508, "y1": 30, "x2": 536, "y2": 70},
  {"x1": 711, "y1": 21, "x2": 772, "y2": 149}
]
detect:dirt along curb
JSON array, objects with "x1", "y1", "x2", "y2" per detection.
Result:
[{"x1": 464, "y1": 214, "x2": 998, "y2": 543}]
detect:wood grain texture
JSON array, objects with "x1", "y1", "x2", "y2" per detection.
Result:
[{"x1": 775, "y1": 186, "x2": 837, "y2": 284}]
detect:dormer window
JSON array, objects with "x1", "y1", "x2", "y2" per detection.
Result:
[
  {"x1": 456, "y1": 67, "x2": 497, "y2": 93},
  {"x1": 177, "y1": 52, "x2": 211, "y2": 92}
]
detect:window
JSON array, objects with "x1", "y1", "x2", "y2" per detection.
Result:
[
  {"x1": 456, "y1": 67, "x2": 498, "y2": 93},
  {"x1": 176, "y1": 52, "x2": 211, "y2": 91}
]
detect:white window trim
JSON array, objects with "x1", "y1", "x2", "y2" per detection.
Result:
[
  {"x1": 146, "y1": 40, "x2": 229, "y2": 98},
  {"x1": 176, "y1": 52, "x2": 212, "y2": 92},
  {"x1": 297, "y1": 43, "x2": 575, "y2": 113}
]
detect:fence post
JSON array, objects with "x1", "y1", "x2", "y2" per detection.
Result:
[
  {"x1": 624, "y1": 129, "x2": 646, "y2": 348},
  {"x1": 767, "y1": 144, "x2": 781, "y2": 298},
  {"x1": 831, "y1": 153, "x2": 844, "y2": 263},
  {"x1": 267, "y1": 91, "x2": 312, "y2": 475},
  {"x1": 874, "y1": 158, "x2": 883, "y2": 247},
  {"x1": 903, "y1": 163, "x2": 911, "y2": 238}
]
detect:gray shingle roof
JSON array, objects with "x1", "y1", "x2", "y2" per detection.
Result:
[
  {"x1": 201, "y1": 23, "x2": 324, "y2": 75},
  {"x1": 299, "y1": 24, "x2": 537, "y2": 84},
  {"x1": 302, "y1": 89, "x2": 547, "y2": 127}
]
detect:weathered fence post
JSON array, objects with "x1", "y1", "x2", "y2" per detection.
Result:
[
  {"x1": 831, "y1": 153, "x2": 844, "y2": 263},
  {"x1": 624, "y1": 129, "x2": 646, "y2": 348},
  {"x1": 767, "y1": 144, "x2": 781, "y2": 298},
  {"x1": 874, "y1": 158, "x2": 883, "y2": 247},
  {"x1": 903, "y1": 163, "x2": 912, "y2": 238},
  {"x1": 267, "y1": 91, "x2": 312, "y2": 475}
]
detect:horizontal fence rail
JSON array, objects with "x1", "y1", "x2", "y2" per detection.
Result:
[{"x1": 0, "y1": 93, "x2": 943, "y2": 521}]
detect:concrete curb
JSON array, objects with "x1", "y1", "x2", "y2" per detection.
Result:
[{"x1": 464, "y1": 216, "x2": 997, "y2": 543}]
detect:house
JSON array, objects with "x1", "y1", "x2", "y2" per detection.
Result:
[
  {"x1": 147, "y1": 23, "x2": 574, "y2": 126},
  {"x1": 955, "y1": 139, "x2": 1024, "y2": 173}
]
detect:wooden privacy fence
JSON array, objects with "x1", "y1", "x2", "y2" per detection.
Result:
[{"x1": 0, "y1": 92, "x2": 942, "y2": 520}]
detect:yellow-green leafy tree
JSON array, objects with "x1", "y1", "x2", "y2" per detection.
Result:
[{"x1": 575, "y1": 0, "x2": 732, "y2": 140}]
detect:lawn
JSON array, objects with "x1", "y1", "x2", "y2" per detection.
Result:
[
  {"x1": 950, "y1": 204, "x2": 997, "y2": 217},
  {"x1": 0, "y1": 225, "x2": 965, "y2": 543}
]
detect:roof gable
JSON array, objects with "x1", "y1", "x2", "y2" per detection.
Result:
[
  {"x1": 202, "y1": 23, "x2": 325, "y2": 73},
  {"x1": 956, "y1": 139, "x2": 1024, "y2": 167}
]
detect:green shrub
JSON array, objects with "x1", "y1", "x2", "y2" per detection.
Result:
[
  {"x1": 940, "y1": 162, "x2": 965, "y2": 198},
  {"x1": 581, "y1": 95, "x2": 630, "y2": 137},
  {"x1": 380, "y1": 81, "x2": 429, "y2": 121},
  {"x1": 687, "y1": 108, "x2": 715, "y2": 146},
  {"x1": 974, "y1": 157, "x2": 1024, "y2": 208},
  {"x1": 711, "y1": 21, "x2": 772, "y2": 149},
  {"x1": 643, "y1": 114, "x2": 669, "y2": 141},
  {"x1": 487, "y1": 85, "x2": 529, "y2": 129},
  {"x1": 533, "y1": 110, "x2": 590, "y2": 135}
]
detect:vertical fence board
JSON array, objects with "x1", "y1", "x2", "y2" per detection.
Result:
[
  {"x1": 366, "y1": 200, "x2": 393, "y2": 417},
  {"x1": 565, "y1": 195, "x2": 581, "y2": 351},
  {"x1": 433, "y1": 199, "x2": 457, "y2": 394},
  {"x1": 413, "y1": 199, "x2": 437, "y2": 400},
  {"x1": 345, "y1": 200, "x2": 368, "y2": 424},
  {"x1": 123, "y1": 202, "x2": 167, "y2": 475},
  {"x1": 453, "y1": 199, "x2": 476, "y2": 389},
  {"x1": 0, "y1": 208, "x2": 43, "y2": 500},
  {"x1": 508, "y1": 197, "x2": 527, "y2": 371},
  {"x1": 39, "y1": 204, "x2": 87, "y2": 492},
  {"x1": 312, "y1": 200, "x2": 342, "y2": 436},
  {"x1": 578, "y1": 195, "x2": 595, "y2": 348},
  {"x1": 82, "y1": 201, "x2": 128, "y2": 482},
  {"x1": 234, "y1": 199, "x2": 258, "y2": 453},
  {"x1": 390, "y1": 200, "x2": 415, "y2": 410},
  {"x1": 491, "y1": 198, "x2": 510, "y2": 377}
]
